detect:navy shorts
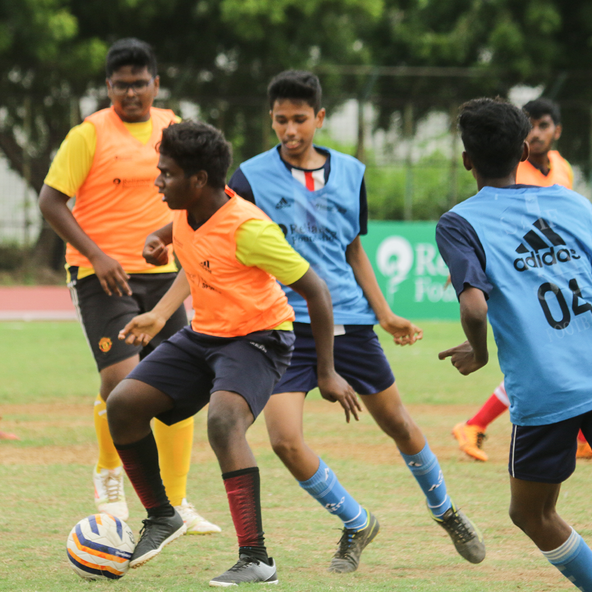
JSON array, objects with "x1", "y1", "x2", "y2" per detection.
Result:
[
  {"x1": 127, "y1": 326, "x2": 295, "y2": 426},
  {"x1": 509, "y1": 410, "x2": 592, "y2": 483},
  {"x1": 68, "y1": 270, "x2": 188, "y2": 371},
  {"x1": 272, "y1": 323, "x2": 395, "y2": 395}
]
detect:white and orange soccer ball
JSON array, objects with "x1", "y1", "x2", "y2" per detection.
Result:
[{"x1": 66, "y1": 513, "x2": 135, "y2": 580}]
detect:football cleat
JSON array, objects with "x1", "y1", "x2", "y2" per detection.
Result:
[
  {"x1": 174, "y1": 498, "x2": 221, "y2": 535},
  {"x1": 130, "y1": 511, "x2": 186, "y2": 568},
  {"x1": 209, "y1": 554, "x2": 278, "y2": 586},
  {"x1": 93, "y1": 465, "x2": 129, "y2": 521},
  {"x1": 432, "y1": 501, "x2": 486, "y2": 564},
  {"x1": 328, "y1": 511, "x2": 380, "y2": 574},
  {"x1": 452, "y1": 422, "x2": 488, "y2": 462},
  {"x1": 576, "y1": 440, "x2": 592, "y2": 459}
]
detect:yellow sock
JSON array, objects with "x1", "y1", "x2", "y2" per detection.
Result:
[
  {"x1": 154, "y1": 416, "x2": 194, "y2": 507},
  {"x1": 94, "y1": 394, "x2": 120, "y2": 471}
]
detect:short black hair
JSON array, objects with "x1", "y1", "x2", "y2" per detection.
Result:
[
  {"x1": 268, "y1": 70, "x2": 322, "y2": 113},
  {"x1": 458, "y1": 98, "x2": 531, "y2": 179},
  {"x1": 522, "y1": 97, "x2": 561, "y2": 125},
  {"x1": 158, "y1": 121, "x2": 232, "y2": 189},
  {"x1": 105, "y1": 38, "x2": 157, "y2": 78}
]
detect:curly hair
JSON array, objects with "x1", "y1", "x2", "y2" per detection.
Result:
[
  {"x1": 158, "y1": 121, "x2": 232, "y2": 189},
  {"x1": 458, "y1": 98, "x2": 531, "y2": 179}
]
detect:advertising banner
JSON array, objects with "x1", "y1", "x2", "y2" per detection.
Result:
[{"x1": 361, "y1": 221, "x2": 459, "y2": 320}]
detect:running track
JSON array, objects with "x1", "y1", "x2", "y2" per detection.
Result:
[{"x1": 0, "y1": 286, "x2": 192, "y2": 321}]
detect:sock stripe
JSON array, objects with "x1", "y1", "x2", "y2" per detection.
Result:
[{"x1": 543, "y1": 528, "x2": 579, "y2": 564}]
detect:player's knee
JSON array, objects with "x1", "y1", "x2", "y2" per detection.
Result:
[
  {"x1": 508, "y1": 503, "x2": 537, "y2": 535},
  {"x1": 269, "y1": 433, "x2": 304, "y2": 463},
  {"x1": 105, "y1": 386, "x2": 132, "y2": 439},
  {"x1": 207, "y1": 411, "x2": 245, "y2": 452},
  {"x1": 382, "y1": 414, "x2": 413, "y2": 443}
]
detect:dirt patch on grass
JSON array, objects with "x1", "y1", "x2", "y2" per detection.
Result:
[{"x1": 0, "y1": 401, "x2": 513, "y2": 466}]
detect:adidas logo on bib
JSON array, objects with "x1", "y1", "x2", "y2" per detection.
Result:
[{"x1": 513, "y1": 218, "x2": 580, "y2": 272}]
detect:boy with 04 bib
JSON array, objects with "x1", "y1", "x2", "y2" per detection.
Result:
[{"x1": 437, "y1": 97, "x2": 592, "y2": 591}]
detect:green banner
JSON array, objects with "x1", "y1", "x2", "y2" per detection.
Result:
[{"x1": 361, "y1": 221, "x2": 459, "y2": 320}]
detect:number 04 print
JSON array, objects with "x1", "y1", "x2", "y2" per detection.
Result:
[{"x1": 538, "y1": 278, "x2": 592, "y2": 329}]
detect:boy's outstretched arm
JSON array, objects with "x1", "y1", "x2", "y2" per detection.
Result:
[
  {"x1": 346, "y1": 236, "x2": 422, "y2": 345},
  {"x1": 143, "y1": 222, "x2": 173, "y2": 266},
  {"x1": 439, "y1": 286, "x2": 489, "y2": 375},
  {"x1": 289, "y1": 268, "x2": 362, "y2": 423},
  {"x1": 118, "y1": 268, "x2": 190, "y2": 346}
]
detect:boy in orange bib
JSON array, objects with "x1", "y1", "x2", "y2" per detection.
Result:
[{"x1": 107, "y1": 121, "x2": 357, "y2": 586}]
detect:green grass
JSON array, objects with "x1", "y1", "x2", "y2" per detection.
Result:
[{"x1": 0, "y1": 321, "x2": 581, "y2": 590}]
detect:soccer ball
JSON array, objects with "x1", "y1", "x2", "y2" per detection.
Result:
[{"x1": 66, "y1": 513, "x2": 135, "y2": 580}]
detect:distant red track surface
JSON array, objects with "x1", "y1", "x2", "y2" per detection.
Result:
[
  {"x1": 0, "y1": 286, "x2": 75, "y2": 320},
  {"x1": 0, "y1": 286, "x2": 191, "y2": 321}
]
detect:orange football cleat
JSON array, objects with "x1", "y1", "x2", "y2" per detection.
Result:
[
  {"x1": 452, "y1": 423, "x2": 488, "y2": 462},
  {"x1": 576, "y1": 440, "x2": 592, "y2": 459}
]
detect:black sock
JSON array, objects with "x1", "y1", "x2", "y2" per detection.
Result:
[
  {"x1": 240, "y1": 546, "x2": 271, "y2": 564},
  {"x1": 115, "y1": 431, "x2": 174, "y2": 517}
]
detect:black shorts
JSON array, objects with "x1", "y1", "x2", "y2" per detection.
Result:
[
  {"x1": 509, "y1": 410, "x2": 592, "y2": 483},
  {"x1": 68, "y1": 270, "x2": 188, "y2": 371},
  {"x1": 272, "y1": 323, "x2": 395, "y2": 395},
  {"x1": 127, "y1": 326, "x2": 295, "y2": 426}
]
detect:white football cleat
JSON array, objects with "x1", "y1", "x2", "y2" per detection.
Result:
[
  {"x1": 174, "y1": 498, "x2": 221, "y2": 535},
  {"x1": 93, "y1": 464, "x2": 129, "y2": 521}
]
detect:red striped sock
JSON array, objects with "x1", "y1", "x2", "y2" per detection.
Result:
[
  {"x1": 223, "y1": 467, "x2": 267, "y2": 561},
  {"x1": 467, "y1": 394, "x2": 508, "y2": 430},
  {"x1": 115, "y1": 432, "x2": 173, "y2": 516}
]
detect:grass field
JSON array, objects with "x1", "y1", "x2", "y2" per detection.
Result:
[{"x1": 0, "y1": 320, "x2": 587, "y2": 591}]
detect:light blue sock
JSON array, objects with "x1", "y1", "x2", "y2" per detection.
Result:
[
  {"x1": 299, "y1": 457, "x2": 368, "y2": 531},
  {"x1": 542, "y1": 528, "x2": 592, "y2": 591},
  {"x1": 400, "y1": 440, "x2": 452, "y2": 518}
]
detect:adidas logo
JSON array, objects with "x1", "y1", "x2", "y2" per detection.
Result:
[
  {"x1": 199, "y1": 260, "x2": 212, "y2": 273},
  {"x1": 513, "y1": 217, "x2": 580, "y2": 272},
  {"x1": 275, "y1": 197, "x2": 290, "y2": 209}
]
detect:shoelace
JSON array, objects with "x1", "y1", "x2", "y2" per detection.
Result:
[
  {"x1": 228, "y1": 557, "x2": 260, "y2": 572},
  {"x1": 334, "y1": 528, "x2": 357, "y2": 558},
  {"x1": 137, "y1": 519, "x2": 151, "y2": 540},
  {"x1": 476, "y1": 432, "x2": 487, "y2": 449},
  {"x1": 444, "y1": 511, "x2": 473, "y2": 542},
  {"x1": 101, "y1": 472, "x2": 123, "y2": 502}
]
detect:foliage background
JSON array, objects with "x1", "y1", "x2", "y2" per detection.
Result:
[{"x1": 1, "y1": 0, "x2": 592, "y2": 271}]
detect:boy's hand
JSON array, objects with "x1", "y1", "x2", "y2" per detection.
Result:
[
  {"x1": 380, "y1": 314, "x2": 423, "y2": 346},
  {"x1": 317, "y1": 372, "x2": 362, "y2": 423},
  {"x1": 118, "y1": 312, "x2": 166, "y2": 346},
  {"x1": 438, "y1": 340, "x2": 488, "y2": 375},
  {"x1": 90, "y1": 252, "x2": 132, "y2": 297},
  {"x1": 143, "y1": 235, "x2": 169, "y2": 266}
]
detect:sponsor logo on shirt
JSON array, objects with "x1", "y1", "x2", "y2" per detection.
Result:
[
  {"x1": 199, "y1": 260, "x2": 212, "y2": 273},
  {"x1": 314, "y1": 202, "x2": 347, "y2": 214},
  {"x1": 112, "y1": 177, "x2": 155, "y2": 186},
  {"x1": 201, "y1": 281, "x2": 219, "y2": 292},
  {"x1": 287, "y1": 223, "x2": 338, "y2": 243},
  {"x1": 513, "y1": 218, "x2": 580, "y2": 272}
]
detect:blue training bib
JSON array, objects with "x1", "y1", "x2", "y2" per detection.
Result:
[
  {"x1": 452, "y1": 185, "x2": 592, "y2": 426},
  {"x1": 240, "y1": 147, "x2": 377, "y2": 325}
]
